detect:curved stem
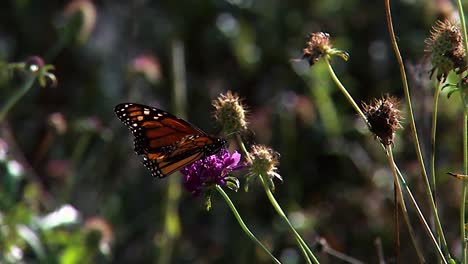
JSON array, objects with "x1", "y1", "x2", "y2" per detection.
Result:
[
  {"x1": 234, "y1": 134, "x2": 317, "y2": 263},
  {"x1": 393, "y1": 181, "x2": 400, "y2": 264},
  {"x1": 387, "y1": 146, "x2": 426, "y2": 263},
  {"x1": 325, "y1": 49, "x2": 449, "y2": 261},
  {"x1": 324, "y1": 58, "x2": 367, "y2": 123},
  {"x1": 455, "y1": 0, "x2": 468, "y2": 66},
  {"x1": 461, "y1": 110, "x2": 468, "y2": 264},
  {"x1": 431, "y1": 79, "x2": 442, "y2": 263},
  {"x1": 0, "y1": 73, "x2": 37, "y2": 123},
  {"x1": 455, "y1": 2, "x2": 468, "y2": 262},
  {"x1": 431, "y1": 80, "x2": 442, "y2": 198},
  {"x1": 235, "y1": 133, "x2": 252, "y2": 164},
  {"x1": 430, "y1": 80, "x2": 442, "y2": 204},
  {"x1": 258, "y1": 175, "x2": 319, "y2": 264},
  {"x1": 384, "y1": 0, "x2": 451, "y2": 259},
  {"x1": 394, "y1": 164, "x2": 447, "y2": 263},
  {"x1": 215, "y1": 185, "x2": 281, "y2": 264}
]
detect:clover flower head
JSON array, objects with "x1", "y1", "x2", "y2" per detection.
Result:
[{"x1": 181, "y1": 149, "x2": 242, "y2": 196}]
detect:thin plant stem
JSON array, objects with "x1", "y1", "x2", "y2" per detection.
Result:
[
  {"x1": 234, "y1": 134, "x2": 318, "y2": 264},
  {"x1": 158, "y1": 39, "x2": 185, "y2": 264},
  {"x1": 455, "y1": 1, "x2": 468, "y2": 262},
  {"x1": 384, "y1": 0, "x2": 451, "y2": 259},
  {"x1": 215, "y1": 185, "x2": 281, "y2": 264},
  {"x1": 374, "y1": 238, "x2": 386, "y2": 264},
  {"x1": 65, "y1": 132, "x2": 93, "y2": 201},
  {"x1": 430, "y1": 80, "x2": 442, "y2": 203},
  {"x1": 455, "y1": 0, "x2": 468, "y2": 67},
  {"x1": 326, "y1": 47, "x2": 436, "y2": 263},
  {"x1": 0, "y1": 72, "x2": 37, "y2": 123},
  {"x1": 387, "y1": 146, "x2": 425, "y2": 264},
  {"x1": 324, "y1": 58, "x2": 367, "y2": 123},
  {"x1": 393, "y1": 182, "x2": 400, "y2": 264},
  {"x1": 431, "y1": 80, "x2": 442, "y2": 264},
  {"x1": 461, "y1": 111, "x2": 468, "y2": 264},
  {"x1": 325, "y1": 55, "x2": 432, "y2": 262},
  {"x1": 258, "y1": 174, "x2": 317, "y2": 264},
  {"x1": 323, "y1": 246, "x2": 365, "y2": 264},
  {"x1": 394, "y1": 165, "x2": 447, "y2": 264}
]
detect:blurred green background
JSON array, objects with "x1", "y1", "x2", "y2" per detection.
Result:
[{"x1": 0, "y1": 0, "x2": 466, "y2": 263}]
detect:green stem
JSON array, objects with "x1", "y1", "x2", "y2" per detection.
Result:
[
  {"x1": 387, "y1": 146, "x2": 425, "y2": 264},
  {"x1": 215, "y1": 185, "x2": 281, "y2": 264},
  {"x1": 394, "y1": 164, "x2": 447, "y2": 263},
  {"x1": 455, "y1": 0, "x2": 468, "y2": 67},
  {"x1": 65, "y1": 132, "x2": 93, "y2": 201},
  {"x1": 235, "y1": 133, "x2": 252, "y2": 163},
  {"x1": 393, "y1": 182, "x2": 400, "y2": 264},
  {"x1": 461, "y1": 110, "x2": 468, "y2": 264},
  {"x1": 455, "y1": 1, "x2": 468, "y2": 263},
  {"x1": 234, "y1": 134, "x2": 318, "y2": 264},
  {"x1": 258, "y1": 175, "x2": 319, "y2": 264},
  {"x1": 326, "y1": 49, "x2": 448, "y2": 261},
  {"x1": 324, "y1": 58, "x2": 367, "y2": 123},
  {"x1": 431, "y1": 80, "x2": 442, "y2": 264},
  {"x1": 430, "y1": 81, "x2": 442, "y2": 203},
  {"x1": 384, "y1": 0, "x2": 451, "y2": 259},
  {"x1": 158, "y1": 39, "x2": 185, "y2": 264},
  {"x1": 0, "y1": 73, "x2": 37, "y2": 123}
]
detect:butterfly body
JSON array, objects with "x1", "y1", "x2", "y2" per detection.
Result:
[{"x1": 115, "y1": 103, "x2": 226, "y2": 178}]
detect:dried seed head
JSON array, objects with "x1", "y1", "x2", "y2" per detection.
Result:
[
  {"x1": 248, "y1": 145, "x2": 282, "y2": 181},
  {"x1": 302, "y1": 32, "x2": 332, "y2": 66},
  {"x1": 425, "y1": 20, "x2": 467, "y2": 80},
  {"x1": 301, "y1": 32, "x2": 349, "y2": 66},
  {"x1": 212, "y1": 91, "x2": 248, "y2": 134},
  {"x1": 362, "y1": 96, "x2": 402, "y2": 146}
]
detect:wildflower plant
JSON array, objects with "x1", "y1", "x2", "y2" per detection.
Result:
[
  {"x1": 213, "y1": 91, "x2": 320, "y2": 264},
  {"x1": 0, "y1": 56, "x2": 57, "y2": 123},
  {"x1": 212, "y1": 90, "x2": 248, "y2": 135},
  {"x1": 181, "y1": 149, "x2": 242, "y2": 197},
  {"x1": 425, "y1": 19, "x2": 467, "y2": 81},
  {"x1": 290, "y1": 0, "x2": 468, "y2": 262},
  {"x1": 179, "y1": 148, "x2": 280, "y2": 263},
  {"x1": 362, "y1": 96, "x2": 402, "y2": 146},
  {"x1": 5, "y1": 1, "x2": 468, "y2": 264}
]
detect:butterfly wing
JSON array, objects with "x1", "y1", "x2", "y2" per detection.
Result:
[
  {"x1": 115, "y1": 103, "x2": 225, "y2": 178},
  {"x1": 115, "y1": 103, "x2": 205, "y2": 154},
  {"x1": 144, "y1": 135, "x2": 214, "y2": 177}
]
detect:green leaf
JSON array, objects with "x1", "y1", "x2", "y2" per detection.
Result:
[
  {"x1": 447, "y1": 87, "x2": 460, "y2": 99},
  {"x1": 225, "y1": 176, "x2": 240, "y2": 192},
  {"x1": 204, "y1": 193, "x2": 212, "y2": 211}
]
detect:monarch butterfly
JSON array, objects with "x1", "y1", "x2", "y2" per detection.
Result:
[{"x1": 115, "y1": 103, "x2": 226, "y2": 178}]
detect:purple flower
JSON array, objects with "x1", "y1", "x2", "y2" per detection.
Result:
[{"x1": 181, "y1": 149, "x2": 242, "y2": 196}]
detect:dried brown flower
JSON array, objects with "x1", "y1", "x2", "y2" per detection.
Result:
[
  {"x1": 212, "y1": 91, "x2": 248, "y2": 134},
  {"x1": 362, "y1": 96, "x2": 402, "y2": 146},
  {"x1": 302, "y1": 32, "x2": 333, "y2": 66},
  {"x1": 425, "y1": 20, "x2": 467, "y2": 80},
  {"x1": 248, "y1": 145, "x2": 281, "y2": 182}
]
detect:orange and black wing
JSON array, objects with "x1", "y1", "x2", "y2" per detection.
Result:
[
  {"x1": 115, "y1": 103, "x2": 205, "y2": 155},
  {"x1": 143, "y1": 135, "x2": 216, "y2": 177},
  {"x1": 115, "y1": 103, "x2": 225, "y2": 178}
]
